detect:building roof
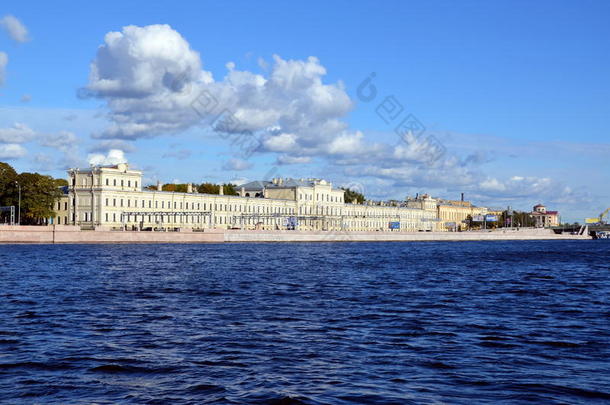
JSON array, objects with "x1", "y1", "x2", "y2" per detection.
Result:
[
  {"x1": 240, "y1": 178, "x2": 337, "y2": 190},
  {"x1": 531, "y1": 210, "x2": 558, "y2": 215}
]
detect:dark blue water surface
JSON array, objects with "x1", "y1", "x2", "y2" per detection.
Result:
[{"x1": 1, "y1": 240, "x2": 609, "y2": 404}]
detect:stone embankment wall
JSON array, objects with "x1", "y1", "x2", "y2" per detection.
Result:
[{"x1": 0, "y1": 225, "x2": 590, "y2": 244}]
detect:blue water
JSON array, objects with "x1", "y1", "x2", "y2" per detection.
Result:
[{"x1": 0, "y1": 240, "x2": 609, "y2": 404}]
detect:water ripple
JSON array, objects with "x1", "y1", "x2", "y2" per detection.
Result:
[{"x1": 0, "y1": 240, "x2": 609, "y2": 403}]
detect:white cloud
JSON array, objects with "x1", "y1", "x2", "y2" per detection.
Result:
[
  {"x1": 276, "y1": 155, "x2": 311, "y2": 165},
  {"x1": 84, "y1": 24, "x2": 353, "y2": 154},
  {"x1": 327, "y1": 131, "x2": 366, "y2": 155},
  {"x1": 262, "y1": 133, "x2": 297, "y2": 152},
  {"x1": 0, "y1": 52, "x2": 7, "y2": 85},
  {"x1": 0, "y1": 15, "x2": 29, "y2": 43},
  {"x1": 0, "y1": 143, "x2": 26, "y2": 159},
  {"x1": 0, "y1": 122, "x2": 38, "y2": 143},
  {"x1": 230, "y1": 177, "x2": 249, "y2": 186},
  {"x1": 222, "y1": 158, "x2": 253, "y2": 171},
  {"x1": 88, "y1": 149, "x2": 127, "y2": 166}
]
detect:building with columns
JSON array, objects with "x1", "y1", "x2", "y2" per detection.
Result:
[
  {"x1": 53, "y1": 163, "x2": 445, "y2": 232},
  {"x1": 530, "y1": 204, "x2": 560, "y2": 227}
]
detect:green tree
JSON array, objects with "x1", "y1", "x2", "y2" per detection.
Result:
[
  {"x1": 197, "y1": 182, "x2": 219, "y2": 194},
  {"x1": 0, "y1": 162, "x2": 18, "y2": 206},
  {"x1": 16, "y1": 172, "x2": 63, "y2": 224},
  {"x1": 54, "y1": 178, "x2": 69, "y2": 188},
  {"x1": 222, "y1": 183, "x2": 239, "y2": 196},
  {"x1": 342, "y1": 188, "x2": 365, "y2": 204}
]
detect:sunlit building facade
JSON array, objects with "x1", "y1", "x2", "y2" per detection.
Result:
[{"x1": 54, "y1": 164, "x2": 441, "y2": 232}]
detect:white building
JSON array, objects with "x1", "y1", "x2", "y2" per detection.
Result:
[{"x1": 54, "y1": 164, "x2": 439, "y2": 232}]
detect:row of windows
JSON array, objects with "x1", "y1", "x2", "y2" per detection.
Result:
[
  {"x1": 105, "y1": 178, "x2": 138, "y2": 188},
  {"x1": 102, "y1": 198, "x2": 294, "y2": 214},
  {"x1": 74, "y1": 176, "x2": 139, "y2": 189},
  {"x1": 104, "y1": 213, "x2": 288, "y2": 225},
  {"x1": 299, "y1": 193, "x2": 343, "y2": 203}
]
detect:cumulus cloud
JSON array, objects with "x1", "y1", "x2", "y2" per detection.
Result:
[
  {"x1": 0, "y1": 52, "x2": 7, "y2": 85},
  {"x1": 0, "y1": 143, "x2": 26, "y2": 159},
  {"x1": 222, "y1": 158, "x2": 253, "y2": 171},
  {"x1": 0, "y1": 122, "x2": 38, "y2": 143},
  {"x1": 88, "y1": 149, "x2": 127, "y2": 166},
  {"x1": 84, "y1": 24, "x2": 352, "y2": 158},
  {"x1": 80, "y1": 24, "x2": 592, "y2": 219},
  {"x1": 0, "y1": 15, "x2": 30, "y2": 43}
]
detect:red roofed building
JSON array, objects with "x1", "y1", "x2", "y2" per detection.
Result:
[{"x1": 530, "y1": 204, "x2": 560, "y2": 227}]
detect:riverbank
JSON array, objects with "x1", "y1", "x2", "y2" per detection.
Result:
[{"x1": 0, "y1": 225, "x2": 590, "y2": 244}]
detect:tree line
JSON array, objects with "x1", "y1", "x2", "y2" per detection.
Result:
[
  {"x1": 0, "y1": 162, "x2": 67, "y2": 225},
  {"x1": 144, "y1": 182, "x2": 239, "y2": 195}
]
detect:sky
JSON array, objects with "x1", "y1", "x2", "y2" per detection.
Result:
[{"x1": 0, "y1": 0, "x2": 609, "y2": 222}]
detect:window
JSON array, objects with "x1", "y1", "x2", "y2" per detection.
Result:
[
  {"x1": 64, "y1": 202, "x2": 68, "y2": 210},
  {"x1": 105, "y1": 198, "x2": 109, "y2": 206},
  {"x1": 135, "y1": 181, "x2": 138, "y2": 188},
  {"x1": 127, "y1": 200, "x2": 130, "y2": 207},
  {"x1": 105, "y1": 213, "x2": 108, "y2": 222},
  {"x1": 128, "y1": 180, "x2": 131, "y2": 187},
  {"x1": 106, "y1": 179, "x2": 109, "y2": 186},
  {"x1": 113, "y1": 179, "x2": 117, "y2": 186},
  {"x1": 121, "y1": 180, "x2": 124, "y2": 187},
  {"x1": 113, "y1": 199, "x2": 116, "y2": 207},
  {"x1": 120, "y1": 199, "x2": 124, "y2": 207}
]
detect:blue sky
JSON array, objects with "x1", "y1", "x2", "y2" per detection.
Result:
[{"x1": 0, "y1": 0, "x2": 609, "y2": 222}]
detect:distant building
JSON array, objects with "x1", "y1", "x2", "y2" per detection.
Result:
[
  {"x1": 53, "y1": 165, "x2": 438, "y2": 232},
  {"x1": 530, "y1": 204, "x2": 560, "y2": 227},
  {"x1": 435, "y1": 199, "x2": 488, "y2": 231}
]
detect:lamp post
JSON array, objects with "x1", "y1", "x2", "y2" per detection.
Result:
[{"x1": 14, "y1": 181, "x2": 21, "y2": 225}]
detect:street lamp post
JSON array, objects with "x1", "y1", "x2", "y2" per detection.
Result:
[{"x1": 14, "y1": 181, "x2": 21, "y2": 225}]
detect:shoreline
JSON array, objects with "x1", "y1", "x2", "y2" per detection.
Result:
[{"x1": 0, "y1": 225, "x2": 591, "y2": 244}]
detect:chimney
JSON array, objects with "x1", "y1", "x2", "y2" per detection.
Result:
[
  {"x1": 240, "y1": 186, "x2": 245, "y2": 196},
  {"x1": 219, "y1": 185, "x2": 224, "y2": 195},
  {"x1": 156, "y1": 181, "x2": 162, "y2": 191},
  {"x1": 461, "y1": 193, "x2": 464, "y2": 202},
  {"x1": 187, "y1": 183, "x2": 193, "y2": 193}
]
